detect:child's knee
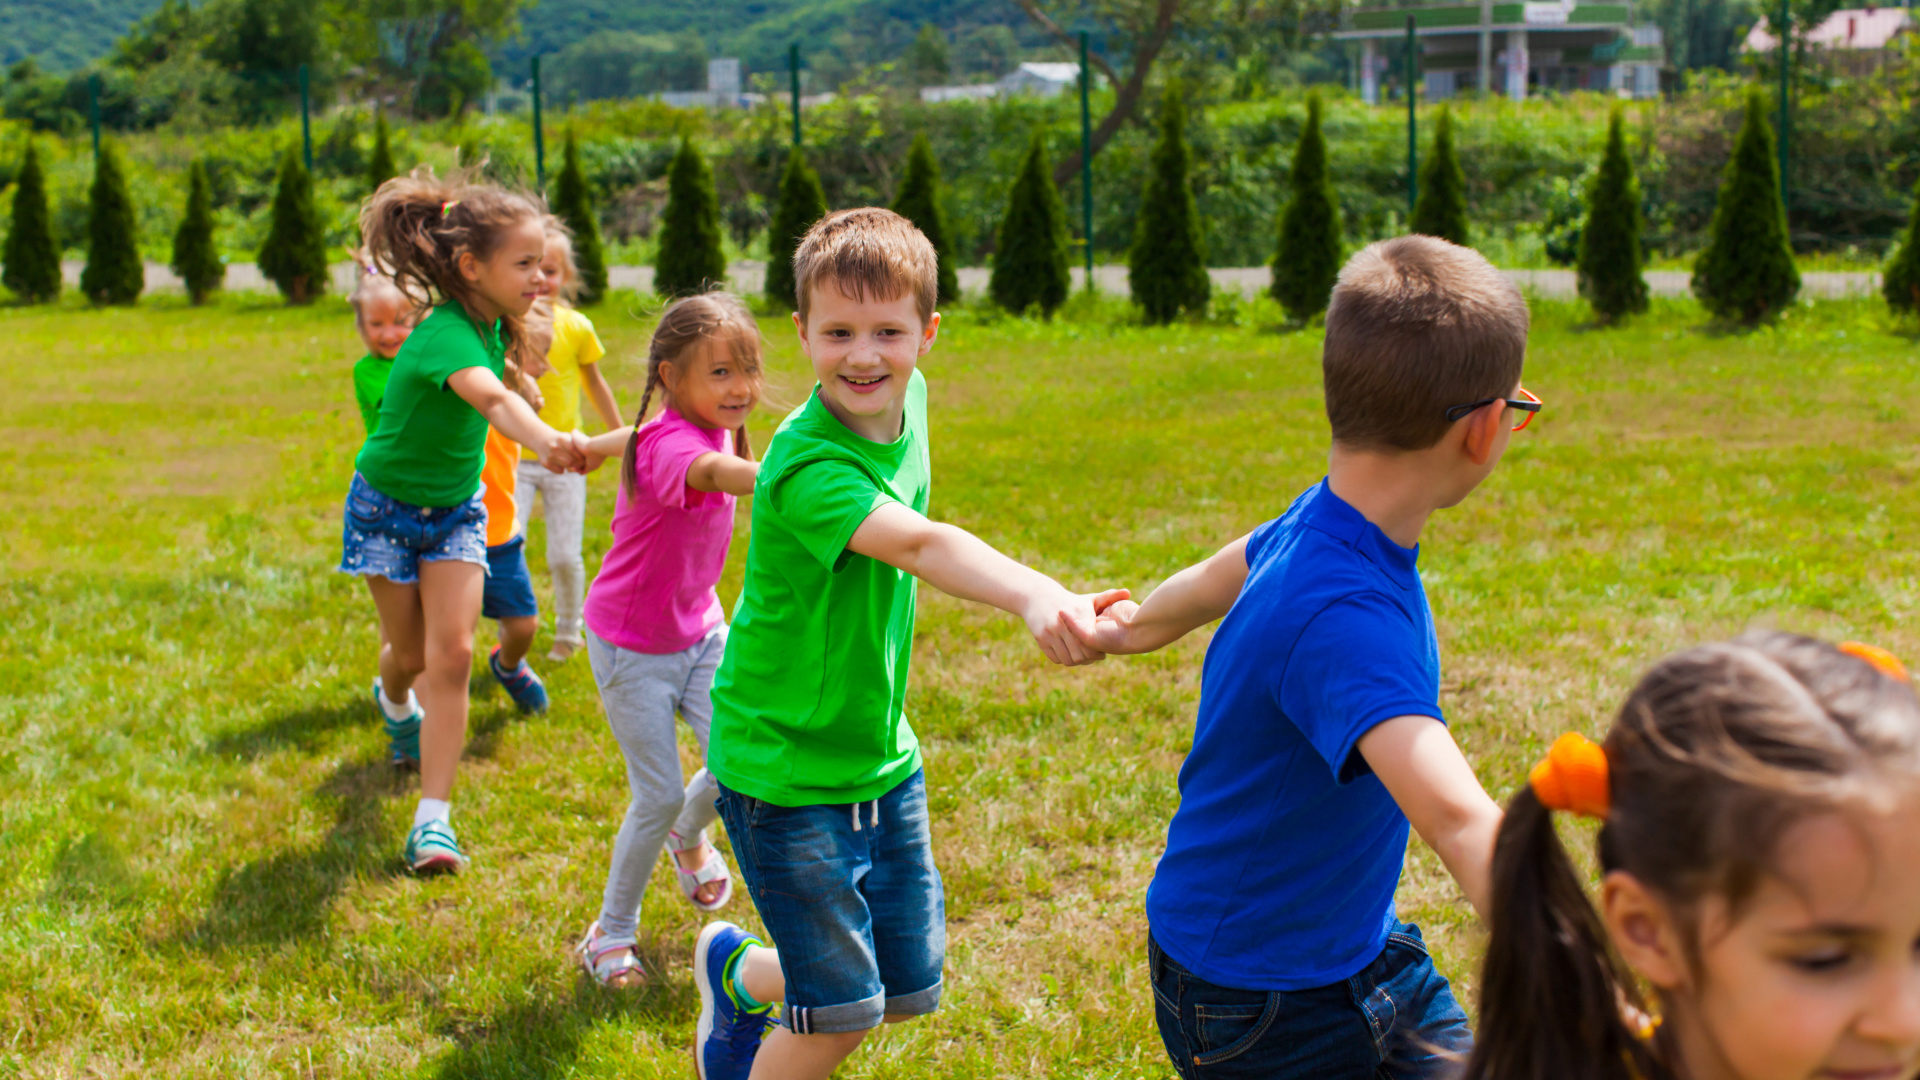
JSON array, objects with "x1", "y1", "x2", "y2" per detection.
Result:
[{"x1": 426, "y1": 638, "x2": 473, "y2": 674}]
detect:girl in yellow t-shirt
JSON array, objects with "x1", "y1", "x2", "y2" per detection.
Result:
[{"x1": 515, "y1": 220, "x2": 621, "y2": 661}]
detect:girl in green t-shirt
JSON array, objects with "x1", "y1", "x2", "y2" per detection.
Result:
[{"x1": 345, "y1": 174, "x2": 589, "y2": 876}]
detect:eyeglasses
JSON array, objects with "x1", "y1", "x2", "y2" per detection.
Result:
[{"x1": 1445, "y1": 386, "x2": 1542, "y2": 432}]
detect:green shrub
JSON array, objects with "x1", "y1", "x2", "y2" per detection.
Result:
[
  {"x1": 989, "y1": 132, "x2": 1070, "y2": 317},
  {"x1": 81, "y1": 144, "x2": 143, "y2": 306},
  {"x1": 3, "y1": 141, "x2": 60, "y2": 304},
  {"x1": 654, "y1": 137, "x2": 727, "y2": 298},
  {"x1": 552, "y1": 131, "x2": 609, "y2": 304},
  {"x1": 1129, "y1": 84, "x2": 1209, "y2": 325},
  {"x1": 764, "y1": 147, "x2": 828, "y2": 311},
  {"x1": 171, "y1": 158, "x2": 224, "y2": 305},
  {"x1": 1410, "y1": 105, "x2": 1470, "y2": 247},
  {"x1": 1576, "y1": 107, "x2": 1649, "y2": 324},
  {"x1": 1883, "y1": 177, "x2": 1920, "y2": 314},
  {"x1": 258, "y1": 149, "x2": 329, "y2": 305},
  {"x1": 368, "y1": 112, "x2": 397, "y2": 195},
  {"x1": 1692, "y1": 89, "x2": 1799, "y2": 324},
  {"x1": 1270, "y1": 92, "x2": 1343, "y2": 323},
  {"x1": 891, "y1": 133, "x2": 960, "y2": 305}
]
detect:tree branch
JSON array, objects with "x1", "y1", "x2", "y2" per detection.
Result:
[
  {"x1": 1038, "y1": 0, "x2": 1182, "y2": 189},
  {"x1": 1009, "y1": 0, "x2": 1126, "y2": 87}
]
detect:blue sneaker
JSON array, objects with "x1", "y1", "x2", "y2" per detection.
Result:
[
  {"x1": 694, "y1": 921, "x2": 774, "y2": 1080},
  {"x1": 489, "y1": 647, "x2": 549, "y2": 715},
  {"x1": 373, "y1": 679, "x2": 422, "y2": 771},
  {"x1": 405, "y1": 819, "x2": 466, "y2": 875}
]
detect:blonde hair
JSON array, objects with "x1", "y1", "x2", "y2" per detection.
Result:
[
  {"x1": 543, "y1": 217, "x2": 582, "y2": 305},
  {"x1": 792, "y1": 207, "x2": 938, "y2": 325},
  {"x1": 621, "y1": 292, "x2": 764, "y2": 498},
  {"x1": 347, "y1": 253, "x2": 412, "y2": 326}
]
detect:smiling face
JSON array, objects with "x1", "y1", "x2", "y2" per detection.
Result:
[
  {"x1": 356, "y1": 290, "x2": 415, "y2": 359},
  {"x1": 660, "y1": 336, "x2": 762, "y2": 432},
  {"x1": 458, "y1": 216, "x2": 549, "y2": 320},
  {"x1": 537, "y1": 235, "x2": 571, "y2": 300},
  {"x1": 793, "y1": 279, "x2": 939, "y2": 443}
]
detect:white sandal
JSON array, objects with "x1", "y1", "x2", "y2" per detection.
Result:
[
  {"x1": 667, "y1": 829, "x2": 734, "y2": 913},
  {"x1": 575, "y1": 920, "x2": 645, "y2": 988}
]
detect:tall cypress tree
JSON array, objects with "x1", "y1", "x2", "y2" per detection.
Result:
[
  {"x1": 1692, "y1": 89, "x2": 1799, "y2": 324},
  {"x1": 171, "y1": 158, "x2": 223, "y2": 305},
  {"x1": 1271, "y1": 92, "x2": 1344, "y2": 323},
  {"x1": 1576, "y1": 107, "x2": 1649, "y2": 323},
  {"x1": 1410, "y1": 105, "x2": 1470, "y2": 247},
  {"x1": 891, "y1": 133, "x2": 960, "y2": 305},
  {"x1": 1884, "y1": 177, "x2": 1920, "y2": 314},
  {"x1": 552, "y1": 131, "x2": 608, "y2": 303},
  {"x1": 3, "y1": 140, "x2": 60, "y2": 303},
  {"x1": 81, "y1": 143, "x2": 143, "y2": 305},
  {"x1": 654, "y1": 137, "x2": 728, "y2": 298},
  {"x1": 258, "y1": 148, "x2": 329, "y2": 304},
  {"x1": 764, "y1": 147, "x2": 828, "y2": 310},
  {"x1": 368, "y1": 111, "x2": 398, "y2": 194},
  {"x1": 989, "y1": 131, "x2": 1071, "y2": 317},
  {"x1": 1129, "y1": 84, "x2": 1209, "y2": 324}
]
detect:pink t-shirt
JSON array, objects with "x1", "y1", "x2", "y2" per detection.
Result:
[{"x1": 583, "y1": 408, "x2": 737, "y2": 655}]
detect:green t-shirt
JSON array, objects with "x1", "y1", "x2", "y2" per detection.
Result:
[
  {"x1": 352, "y1": 354, "x2": 395, "y2": 437},
  {"x1": 709, "y1": 369, "x2": 932, "y2": 806},
  {"x1": 354, "y1": 304, "x2": 505, "y2": 508}
]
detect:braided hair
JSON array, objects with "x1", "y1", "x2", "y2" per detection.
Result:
[{"x1": 621, "y1": 292, "x2": 764, "y2": 499}]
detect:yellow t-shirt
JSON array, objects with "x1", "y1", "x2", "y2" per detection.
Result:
[{"x1": 523, "y1": 304, "x2": 607, "y2": 460}]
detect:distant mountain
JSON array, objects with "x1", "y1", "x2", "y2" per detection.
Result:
[{"x1": 0, "y1": 0, "x2": 161, "y2": 70}]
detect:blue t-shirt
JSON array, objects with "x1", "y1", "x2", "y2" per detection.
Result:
[{"x1": 1146, "y1": 479, "x2": 1444, "y2": 991}]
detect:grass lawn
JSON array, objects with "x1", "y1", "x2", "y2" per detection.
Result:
[{"x1": 4, "y1": 288, "x2": 1918, "y2": 1078}]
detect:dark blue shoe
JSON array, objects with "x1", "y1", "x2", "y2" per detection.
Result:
[
  {"x1": 489, "y1": 647, "x2": 549, "y2": 715},
  {"x1": 374, "y1": 679, "x2": 421, "y2": 771},
  {"x1": 694, "y1": 921, "x2": 773, "y2": 1080}
]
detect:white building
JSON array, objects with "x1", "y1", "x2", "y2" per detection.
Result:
[
  {"x1": 657, "y1": 58, "x2": 753, "y2": 109},
  {"x1": 919, "y1": 62, "x2": 1090, "y2": 104}
]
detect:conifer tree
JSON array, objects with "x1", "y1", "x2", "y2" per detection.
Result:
[
  {"x1": 81, "y1": 143, "x2": 143, "y2": 305},
  {"x1": 368, "y1": 111, "x2": 398, "y2": 194},
  {"x1": 988, "y1": 131, "x2": 1071, "y2": 317},
  {"x1": 171, "y1": 158, "x2": 223, "y2": 305},
  {"x1": 1271, "y1": 92, "x2": 1344, "y2": 323},
  {"x1": 3, "y1": 140, "x2": 60, "y2": 303},
  {"x1": 1692, "y1": 89, "x2": 1799, "y2": 323},
  {"x1": 1576, "y1": 107, "x2": 1648, "y2": 323},
  {"x1": 258, "y1": 148, "x2": 329, "y2": 305},
  {"x1": 654, "y1": 137, "x2": 727, "y2": 298},
  {"x1": 764, "y1": 147, "x2": 828, "y2": 310},
  {"x1": 1410, "y1": 105, "x2": 1470, "y2": 247},
  {"x1": 1129, "y1": 83, "x2": 1209, "y2": 324},
  {"x1": 1883, "y1": 177, "x2": 1920, "y2": 314},
  {"x1": 552, "y1": 131, "x2": 608, "y2": 303},
  {"x1": 891, "y1": 133, "x2": 960, "y2": 305}
]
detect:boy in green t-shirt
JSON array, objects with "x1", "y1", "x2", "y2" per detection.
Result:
[{"x1": 693, "y1": 208, "x2": 1123, "y2": 1080}]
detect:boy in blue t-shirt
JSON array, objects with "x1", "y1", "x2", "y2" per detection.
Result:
[{"x1": 1083, "y1": 236, "x2": 1537, "y2": 1078}]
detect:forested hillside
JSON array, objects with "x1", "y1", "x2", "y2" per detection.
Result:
[{"x1": 0, "y1": 0, "x2": 160, "y2": 69}]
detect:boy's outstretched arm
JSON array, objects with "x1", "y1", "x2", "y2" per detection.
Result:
[
  {"x1": 1078, "y1": 535, "x2": 1252, "y2": 656},
  {"x1": 848, "y1": 502, "x2": 1125, "y2": 667},
  {"x1": 1357, "y1": 715, "x2": 1502, "y2": 922}
]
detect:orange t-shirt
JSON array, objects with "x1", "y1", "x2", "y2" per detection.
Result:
[{"x1": 481, "y1": 427, "x2": 521, "y2": 548}]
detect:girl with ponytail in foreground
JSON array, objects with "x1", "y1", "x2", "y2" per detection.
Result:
[{"x1": 1468, "y1": 631, "x2": 1920, "y2": 1080}]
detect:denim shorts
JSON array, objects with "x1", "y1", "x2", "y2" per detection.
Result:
[
  {"x1": 716, "y1": 768, "x2": 945, "y2": 1034},
  {"x1": 338, "y1": 472, "x2": 489, "y2": 586},
  {"x1": 481, "y1": 535, "x2": 538, "y2": 619},
  {"x1": 1149, "y1": 922, "x2": 1471, "y2": 1080}
]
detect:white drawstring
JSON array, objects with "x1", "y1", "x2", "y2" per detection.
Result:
[{"x1": 849, "y1": 799, "x2": 880, "y2": 832}]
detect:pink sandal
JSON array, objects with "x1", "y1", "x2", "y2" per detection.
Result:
[
  {"x1": 576, "y1": 920, "x2": 645, "y2": 988},
  {"x1": 667, "y1": 829, "x2": 733, "y2": 913}
]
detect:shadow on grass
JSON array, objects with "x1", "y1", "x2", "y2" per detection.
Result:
[
  {"x1": 208, "y1": 696, "x2": 372, "y2": 759},
  {"x1": 429, "y1": 978, "x2": 692, "y2": 1080}
]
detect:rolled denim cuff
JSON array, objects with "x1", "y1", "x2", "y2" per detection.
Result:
[
  {"x1": 884, "y1": 979, "x2": 942, "y2": 1018},
  {"x1": 782, "y1": 989, "x2": 885, "y2": 1034}
]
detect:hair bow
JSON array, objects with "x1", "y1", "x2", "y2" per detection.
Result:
[
  {"x1": 1529, "y1": 732, "x2": 1610, "y2": 819},
  {"x1": 441, "y1": 199, "x2": 460, "y2": 217},
  {"x1": 1839, "y1": 641, "x2": 1910, "y2": 683}
]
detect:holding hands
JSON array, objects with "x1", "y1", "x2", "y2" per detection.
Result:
[{"x1": 1022, "y1": 585, "x2": 1131, "y2": 667}]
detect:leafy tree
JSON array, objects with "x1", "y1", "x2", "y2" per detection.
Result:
[
  {"x1": 891, "y1": 133, "x2": 960, "y2": 305},
  {"x1": 172, "y1": 158, "x2": 223, "y2": 305},
  {"x1": 988, "y1": 131, "x2": 1070, "y2": 317},
  {"x1": 655, "y1": 138, "x2": 727, "y2": 298},
  {"x1": 206, "y1": 0, "x2": 321, "y2": 121},
  {"x1": 764, "y1": 147, "x2": 828, "y2": 311},
  {"x1": 1577, "y1": 107, "x2": 1649, "y2": 323},
  {"x1": 3, "y1": 140, "x2": 60, "y2": 303},
  {"x1": 1410, "y1": 105, "x2": 1470, "y2": 247},
  {"x1": 905, "y1": 24, "x2": 951, "y2": 86},
  {"x1": 258, "y1": 148, "x2": 329, "y2": 304},
  {"x1": 551, "y1": 131, "x2": 608, "y2": 304},
  {"x1": 81, "y1": 143, "x2": 143, "y2": 305},
  {"x1": 1129, "y1": 83, "x2": 1209, "y2": 324},
  {"x1": 1883, "y1": 177, "x2": 1920, "y2": 314},
  {"x1": 1270, "y1": 91, "x2": 1343, "y2": 323},
  {"x1": 1692, "y1": 89, "x2": 1799, "y2": 324},
  {"x1": 368, "y1": 111, "x2": 397, "y2": 193},
  {"x1": 1012, "y1": 0, "x2": 1192, "y2": 187},
  {"x1": 548, "y1": 30, "x2": 708, "y2": 101}
]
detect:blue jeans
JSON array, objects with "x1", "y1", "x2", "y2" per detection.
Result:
[
  {"x1": 338, "y1": 472, "x2": 488, "y2": 585},
  {"x1": 481, "y1": 536, "x2": 538, "y2": 620},
  {"x1": 1149, "y1": 924, "x2": 1471, "y2": 1080},
  {"x1": 716, "y1": 769, "x2": 944, "y2": 1034}
]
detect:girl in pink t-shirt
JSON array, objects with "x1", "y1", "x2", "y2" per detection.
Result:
[{"x1": 573, "y1": 292, "x2": 766, "y2": 988}]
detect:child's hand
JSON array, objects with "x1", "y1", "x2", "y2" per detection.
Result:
[
  {"x1": 1079, "y1": 593, "x2": 1142, "y2": 655},
  {"x1": 1023, "y1": 586, "x2": 1130, "y2": 667},
  {"x1": 539, "y1": 432, "x2": 586, "y2": 474},
  {"x1": 578, "y1": 430, "x2": 612, "y2": 474}
]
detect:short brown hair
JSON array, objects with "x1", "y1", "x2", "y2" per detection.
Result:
[
  {"x1": 792, "y1": 207, "x2": 938, "y2": 325},
  {"x1": 1322, "y1": 236, "x2": 1529, "y2": 451}
]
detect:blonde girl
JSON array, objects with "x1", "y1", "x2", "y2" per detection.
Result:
[
  {"x1": 345, "y1": 172, "x2": 586, "y2": 875},
  {"x1": 348, "y1": 267, "x2": 418, "y2": 438},
  {"x1": 570, "y1": 293, "x2": 764, "y2": 987},
  {"x1": 1467, "y1": 631, "x2": 1920, "y2": 1080},
  {"x1": 514, "y1": 221, "x2": 621, "y2": 662}
]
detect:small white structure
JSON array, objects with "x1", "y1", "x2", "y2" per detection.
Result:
[
  {"x1": 920, "y1": 83, "x2": 1000, "y2": 103},
  {"x1": 1746, "y1": 6, "x2": 1913, "y2": 51},
  {"x1": 919, "y1": 62, "x2": 1088, "y2": 104},
  {"x1": 657, "y1": 58, "x2": 753, "y2": 108}
]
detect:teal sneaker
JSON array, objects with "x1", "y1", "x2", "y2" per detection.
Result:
[
  {"x1": 405, "y1": 819, "x2": 466, "y2": 875},
  {"x1": 373, "y1": 678, "x2": 422, "y2": 771}
]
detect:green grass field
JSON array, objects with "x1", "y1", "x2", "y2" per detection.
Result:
[{"x1": 4, "y1": 289, "x2": 1918, "y2": 1078}]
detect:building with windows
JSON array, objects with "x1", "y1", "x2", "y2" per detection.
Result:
[{"x1": 1333, "y1": 0, "x2": 1665, "y2": 101}]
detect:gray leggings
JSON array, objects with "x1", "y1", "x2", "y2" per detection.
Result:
[{"x1": 586, "y1": 624, "x2": 726, "y2": 940}]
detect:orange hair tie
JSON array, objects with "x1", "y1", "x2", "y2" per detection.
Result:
[
  {"x1": 1529, "y1": 732, "x2": 1611, "y2": 819},
  {"x1": 1839, "y1": 641, "x2": 1910, "y2": 683}
]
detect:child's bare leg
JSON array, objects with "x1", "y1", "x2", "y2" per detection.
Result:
[
  {"x1": 367, "y1": 577, "x2": 425, "y2": 702},
  {"x1": 497, "y1": 614, "x2": 537, "y2": 671},
  {"x1": 416, "y1": 560, "x2": 484, "y2": 801},
  {"x1": 751, "y1": 1029, "x2": 866, "y2": 1080}
]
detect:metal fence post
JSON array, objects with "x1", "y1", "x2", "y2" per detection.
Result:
[
  {"x1": 1406, "y1": 15, "x2": 1418, "y2": 220},
  {"x1": 1776, "y1": 0, "x2": 1790, "y2": 221},
  {"x1": 1079, "y1": 31, "x2": 1094, "y2": 292},
  {"x1": 789, "y1": 44, "x2": 802, "y2": 147},
  {"x1": 299, "y1": 63, "x2": 312, "y2": 172},
  {"x1": 89, "y1": 73, "x2": 101, "y2": 157},
  {"x1": 532, "y1": 56, "x2": 546, "y2": 187}
]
